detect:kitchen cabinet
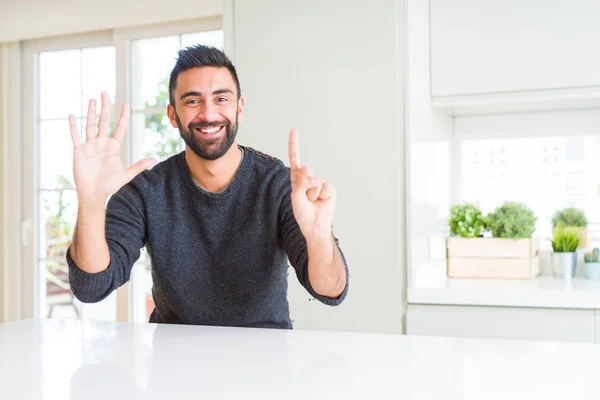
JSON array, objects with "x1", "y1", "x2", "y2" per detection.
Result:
[{"x1": 429, "y1": 0, "x2": 600, "y2": 106}]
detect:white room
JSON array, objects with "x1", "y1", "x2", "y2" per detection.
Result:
[{"x1": 1, "y1": 0, "x2": 600, "y2": 398}]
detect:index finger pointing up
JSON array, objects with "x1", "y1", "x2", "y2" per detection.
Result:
[{"x1": 288, "y1": 129, "x2": 301, "y2": 170}]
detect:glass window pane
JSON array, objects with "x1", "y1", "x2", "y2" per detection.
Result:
[
  {"x1": 131, "y1": 112, "x2": 183, "y2": 163},
  {"x1": 181, "y1": 30, "x2": 224, "y2": 49},
  {"x1": 42, "y1": 258, "x2": 80, "y2": 320},
  {"x1": 37, "y1": 43, "x2": 117, "y2": 323},
  {"x1": 39, "y1": 189, "x2": 77, "y2": 260},
  {"x1": 81, "y1": 46, "x2": 116, "y2": 120},
  {"x1": 40, "y1": 188, "x2": 78, "y2": 320},
  {"x1": 130, "y1": 263, "x2": 154, "y2": 323},
  {"x1": 39, "y1": 49, "x2": 82, "y2": 120},
  {"x1": 39, "y1": 119, "x2": 77, "y2": 189},
  {"x1": 461, "y1": 135, "x2": 600, "y2": 249},
  {"x1": 131, "y1": 35, "x2": 180, "y2": 111}
]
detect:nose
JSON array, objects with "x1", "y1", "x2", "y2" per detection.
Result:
[{"x1": 198, "y1": 101, "x2": 219, "y2": 122}]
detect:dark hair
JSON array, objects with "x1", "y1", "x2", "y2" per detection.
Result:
[{"x1": 168, "y1": 45, "x2": 241, "y2": 107}]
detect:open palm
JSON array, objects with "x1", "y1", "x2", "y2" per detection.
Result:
[{"x1": 69, "y1": 92, "x2": 156, "y2": 205}]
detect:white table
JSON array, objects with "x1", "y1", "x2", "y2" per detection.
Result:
[{"x1": 1, "y1": 319, "x2": 599, "y2": 399}]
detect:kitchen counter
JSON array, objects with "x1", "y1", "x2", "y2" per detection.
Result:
[
  {"x1": 409, "y1": 272, "x2": 600, "y2": 309},
  {"x1": 2, "y1": 318, "x2": 600, "y2": 399}
]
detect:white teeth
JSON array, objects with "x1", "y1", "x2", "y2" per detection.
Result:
[{"x1": 199, "y1": 126, "x2": 221, "y2": 134}]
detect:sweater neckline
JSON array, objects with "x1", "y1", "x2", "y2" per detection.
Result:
[{"x1": 176, "y1": 146, "x2": 252, "y2": 203}]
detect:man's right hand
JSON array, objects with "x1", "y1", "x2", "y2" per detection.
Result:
[{"x1": 69, "y1": 92, "x2": 157, "y2": 206}]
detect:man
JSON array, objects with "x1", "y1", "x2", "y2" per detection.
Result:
[{"x1": 66, "y1": 45, "x2": 349, "y2": 329}]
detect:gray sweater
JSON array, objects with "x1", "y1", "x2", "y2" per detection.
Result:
[{"x1": 66, "y1": 146, "x2": 349, "y2": 329}]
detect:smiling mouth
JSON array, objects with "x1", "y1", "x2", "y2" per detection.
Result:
[{"x1": 196, "y1": 125, "x2": 224, "y2": 136}]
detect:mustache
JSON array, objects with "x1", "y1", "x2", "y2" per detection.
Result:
[{"x1": 188, "y1": 119, "x2": 230, "y2": 130}]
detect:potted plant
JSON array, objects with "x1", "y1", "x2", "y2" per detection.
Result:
[
  {"x1": 448, "y1": 202, "x2": 487, "y2": 238},
  {"x1": 549, "y1": 227, "x2": 580, "y2": 279},
  {"x1": 583, "y1": 248, "x2": 600, "y2": 280},
  {"x1": 446, "y1": 201, "x2": 539, "y2": 279},
  {"x1": 552, "y1": 207, "x2": 588, "y2": 248}
]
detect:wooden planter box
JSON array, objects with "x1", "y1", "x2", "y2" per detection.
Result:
[{"x1": 446, "y1": 237, "x2": 540, "y2": 279}]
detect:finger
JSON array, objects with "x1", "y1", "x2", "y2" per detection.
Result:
[
  {"x1": 124, "y1": 157, "x2": 157, "y2": 182},
  {"x1": 288, "y1": 129, "x2": 301, "y2": 170},
  {"x1": 318, "y1": 183, "x2": 335, "y2": 200},
  {"x1": 85, "y1": 98, "x2": 97, "y2": 141},
  {"x1": 98, "y1": 92, "x2": 110, "y2": 137},
  {"x1": 291, "y1": 166, "x2": 314, "y2": 188},
  {"x1": 112, "y1": 103, "x2": 131, "y2": 142},
  {"x1": 307, "y1": 182, "x2": 323, "y2": 202},
  {"x1": 69, "y1": 115, "x2": 81, "y2": 149},
  {"x1": 297, "y1": 175, "x2": 323, "y2": 194}
]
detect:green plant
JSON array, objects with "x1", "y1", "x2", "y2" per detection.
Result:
[
  {"x1": 44, "y1": 174, "x2": 75, "y2": 238},
  {"x1": 552, "y1": 207, "x2": 588, "y2": 228},
  {"x1": 584, "y1": 248, "x2": 600, "y2": 263},
  {"x1": 549, "y1": 228, "x2": 580, "y2": 252},
  {"x1": 448, "y1": 203, "x2": 487, "y2": 238},
  {"x1": 486, "y1": 201, "x2": 536, "y2": 239},
  {"x1": 143, "y1": 77, "x2": 183, "y2": 161}
]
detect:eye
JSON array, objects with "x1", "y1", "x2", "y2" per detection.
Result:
[
  {"x1": 216, "y1": 97, "x2": 228, "y2": 103},
  {"x1": 186, "y1": 99, "x2": 200, "y2": 105}
]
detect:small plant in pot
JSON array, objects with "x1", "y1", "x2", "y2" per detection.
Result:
[
  {"x1": 549, "y1": 227, "x2": 580, "y2": 279},
  {"x1": 583, "y1": 248, "x2": 600, "y2": 280},
  {"x1": 552, "y1": 207, "x2": 588, "y2": 248}
]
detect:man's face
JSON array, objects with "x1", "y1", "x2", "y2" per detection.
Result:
[{"x1": 168, "y1": 67, "x2": 244, "y2": 160}]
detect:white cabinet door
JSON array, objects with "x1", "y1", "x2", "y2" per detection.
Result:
[
  {"x1": 430, "y1": 0, "x2": 600, "y2": 98},
  {"x1": 407, "y1": 304, "x2": 595, "y2": 343}
]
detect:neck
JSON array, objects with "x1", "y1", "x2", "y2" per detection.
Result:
[{"x1": 185, "y1": 143, "x2": 243, "y2": 192}]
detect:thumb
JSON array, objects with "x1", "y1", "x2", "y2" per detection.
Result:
[{"x1": 124, "y1": 157, "x2": 157, "y2": 182}]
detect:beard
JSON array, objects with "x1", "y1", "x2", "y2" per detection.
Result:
[{"x1": 175, "y1": 111, "x2": 238, "y2": 161}]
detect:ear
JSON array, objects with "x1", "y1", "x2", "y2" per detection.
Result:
[
  {"x1": 237, "y1": 97, "x2": 245, "y2": 123},
  {"x1": 167, "y1": 104, "x2": 178, "y2": 128}
]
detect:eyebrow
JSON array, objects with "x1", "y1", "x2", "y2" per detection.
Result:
[{"x1": 179, "y1": 89, "x2": 234, "y2": 100}]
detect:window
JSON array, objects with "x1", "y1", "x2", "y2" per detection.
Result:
[
  {"x1": 456, "y1": 110, "x2": 600, "y2": 250},
  {"x1": 21, "y1": 18, "x2": 224, "y2": 322}
]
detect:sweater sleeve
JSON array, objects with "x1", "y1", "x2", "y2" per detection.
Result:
[
  {"x1": 66, "y1": 182, "x2": 147, "y2": 303},
  {"x1": 278, "y1": 176, "x2": 349, "y2": 306}
]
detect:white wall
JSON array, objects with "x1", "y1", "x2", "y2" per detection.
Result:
[
  {"x1": 430, "y1": 0, "x2": 600, "y2": 98},
  {"x1": 232, "y1": 0, "x2": 405, "y2": 334},
  {"x1": 0, "y1": 46, "x2": 5, "y2": 323},
  {"x1": 0, "y1": 0, "x2": 222, "y2": 42},
  {"x1": 406, "y1": 0, "x2": 453, "y2": 284}
]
